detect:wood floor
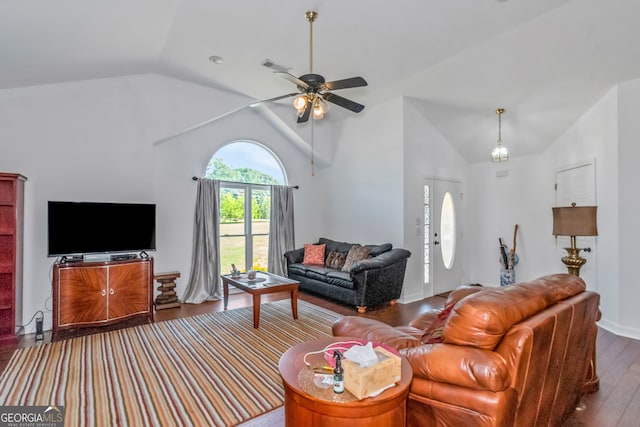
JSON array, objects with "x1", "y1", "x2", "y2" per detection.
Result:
[{"x1": 2, "y1": 290, "x2": 638, "y2": 426}]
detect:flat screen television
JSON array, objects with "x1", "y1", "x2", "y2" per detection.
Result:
[{"x1": 47, "y1": 201, "x2": 156, "y2": 257}]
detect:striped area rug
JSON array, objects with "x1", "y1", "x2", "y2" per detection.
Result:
[{"x1": 0, "y1": 300, "x2": 341, "y2": 426}]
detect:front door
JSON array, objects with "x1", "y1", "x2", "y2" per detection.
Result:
[{"x1": 424, "y1": 179, "x2": 463, "y2": 296}]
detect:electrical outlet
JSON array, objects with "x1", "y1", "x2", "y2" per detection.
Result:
[{"x1": 35, "y1": 317, "x2": 44, "y2": 341}]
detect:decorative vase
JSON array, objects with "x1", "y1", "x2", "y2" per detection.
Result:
[{"x1": 500, "y1": 269, "x2": 515, "y2": 286}]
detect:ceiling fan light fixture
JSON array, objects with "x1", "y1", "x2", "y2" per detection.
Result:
[
  {"x1": 313, "y1": 98, "x2": 328, "y2": 120},
  {"x1": 491, "y1": 108, "x2": 509, "y2": 162},
  {"x1": 293, "y1": 95, "x2": 307, "y2": 111}
]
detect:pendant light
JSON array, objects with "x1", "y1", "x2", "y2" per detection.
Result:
[{"x1": 491, "y1": 108, "x2": 509, "y2": 162}]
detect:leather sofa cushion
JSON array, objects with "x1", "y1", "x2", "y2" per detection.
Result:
[
  {"x1": 306, "y1": 268, "x2": 333, "y2": 282},
  {"x1": 366, "y1": 243, "x2": 393, "y2": 257},
  {"x1": 325, "y1": 271, "x2": 353, "y2": 289},
  {"x1": 319, "y1": 238, "x2": 357, "y2": 254},
  {"x1": 402, "y1": 344, "x2": 511, "y2": 392},
  {"x1": 289, "y1": 263, "x2": 333, "y2": 276},
  {"x1": 288, "y1": 263, "x2": 309, "y2": 277},
  {"x1": 444, "y1": 274, "x2": 586, "y2": 350},
  {"x1": 288, "y1": 264, "x2": 353, "y2": 289}
]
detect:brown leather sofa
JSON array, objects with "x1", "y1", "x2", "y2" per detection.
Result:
[{"x1": 332, "y1": 274, "x2": 600, "y2": 426}]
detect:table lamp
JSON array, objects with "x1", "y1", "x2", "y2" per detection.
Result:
[{"x1": 552, "y1": 203, "x2": 598, "y2": 276}]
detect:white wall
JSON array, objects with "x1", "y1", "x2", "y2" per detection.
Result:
[
  {"x1": 540, "y1": 87, "x2": 621, "y2": 333},
  {"x1": 315, "y1": 98, "x2": 405, "y2": 245},
  {"x1": 616, "y1": 79, "x2": 640, "y2": 336},
  {"x1": 468, "y1": 154, "x2": 555, "y2": 286}
]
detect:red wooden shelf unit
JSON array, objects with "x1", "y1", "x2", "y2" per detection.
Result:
[{"x1": 0, "y1": 173, "x2": 26, "y2": 346}]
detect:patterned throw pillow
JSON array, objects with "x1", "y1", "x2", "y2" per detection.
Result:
[
  {"x1": 303, "y1": 243, "x2": 326, "y2": 265},
  {"x1": 341, "y1": 245, "x2": 370, "y2": 272},
  {"x1": 325, "y1": 251, "x2": 348, "y2": 269},
  {"x1": 421, "y1": 303, "x2": 455, "y2": 344}
]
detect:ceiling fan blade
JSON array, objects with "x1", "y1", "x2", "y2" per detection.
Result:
[
  {"x1": 322, "y1": 76, "x2": 368, "y2": 91},
  {"x1": 322, "y1": 92, "x2": 365, "y2": 113},
  {"x1": 297, "y1": 101, "x2": 313, "y2": 123},
  {"x1": 249, "y1": 92, "x2": 298, "y2": 108},
  {"x1": 274, "y1": 71, "x2": 310, "y2": 90}
]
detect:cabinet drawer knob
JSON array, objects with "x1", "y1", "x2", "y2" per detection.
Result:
[
  {"x1": 101, "y1": 289, "x2": 106, "y2": 297},
  {"x1": 110, "y1": 288, "x2": 114, "y2": 295}
]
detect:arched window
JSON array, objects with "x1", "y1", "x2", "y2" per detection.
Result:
[{"x1": 206, "y1": 142, "x2": 286, "y2": 272}]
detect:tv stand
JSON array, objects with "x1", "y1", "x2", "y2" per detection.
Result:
[{"x1": 52, "y1": 257, "x2": 154, "y2": 341}]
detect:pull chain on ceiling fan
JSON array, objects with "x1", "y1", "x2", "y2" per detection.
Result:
[{"x1": 261, "y1": 10, "x2": 368, "y2": 123}]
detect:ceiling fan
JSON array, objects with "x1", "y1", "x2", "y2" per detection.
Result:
[{"x1": 260, "y1": 11, "x2": 367, "y2": 123}]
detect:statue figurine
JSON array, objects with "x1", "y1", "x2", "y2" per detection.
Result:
[{"x1": 230, "y1": 264, "x2": 241, "y2": 278}]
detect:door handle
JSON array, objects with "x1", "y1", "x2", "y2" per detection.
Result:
[
  {"x1": 583, "y1": 247, "x2": 591, "y2": 253},
  {"x1": 434, "y1": 241, "x2": 440, "y2": 245}
]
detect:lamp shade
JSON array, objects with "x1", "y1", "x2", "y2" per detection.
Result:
[{"x1": 552, "y1": 205, "x2": 598, "y2": 236}]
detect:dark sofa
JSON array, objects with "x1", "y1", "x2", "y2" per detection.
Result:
[{"x1": 283, "y1": 237, "x2": 411, "y2": 313}]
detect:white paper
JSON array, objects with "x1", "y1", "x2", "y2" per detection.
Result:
[{"x1": 344, "y1": 341, "x2": 379, "y2": 367}]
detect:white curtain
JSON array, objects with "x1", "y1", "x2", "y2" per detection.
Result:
[
  {"x1": 268, "y1": 185, "x2": 295, "y2": 276},
  {"x1": 182, "y1": 178, "x2": 222, "y2": 303}
]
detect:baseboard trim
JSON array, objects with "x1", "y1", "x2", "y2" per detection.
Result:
[{"x1": 597, "y1": 318, "x2": 640, "y2": 340}]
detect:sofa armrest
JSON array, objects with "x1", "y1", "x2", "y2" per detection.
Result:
[
  {"x1": 402, "y1": 343, "x2": 511, "y2": 392},
  {"x1": 284, "y1": 247, "x2": 304, "y2": 266},
  {"x1": 408, "y1": 310, "x2": 440, "y2": 330},
  {"x1": 349, "y1": 248, "x2": 411, "y2": 274},
  {"x1": 332, "y1": 316, "x2": 420, "y2": 350}
]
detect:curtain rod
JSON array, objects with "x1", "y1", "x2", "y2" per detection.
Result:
[{"x1": 191, "y1": 176, "x2": 298, "y2": 189}]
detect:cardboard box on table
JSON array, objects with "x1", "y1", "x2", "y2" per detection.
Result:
[{"x1": 342, "y1": 347, "x2": 401, "y2": 399}]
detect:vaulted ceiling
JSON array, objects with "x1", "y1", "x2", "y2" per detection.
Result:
[{"x1": 1, "y1": 0, "x2": 638, "y2": 162}]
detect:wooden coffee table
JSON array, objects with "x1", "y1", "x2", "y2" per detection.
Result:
[
  {"x1": 221, "y1": 271, "x2": 299, "y2": 328},
  {"x1": 279, "y1": 337, "x2": 412, "y2": 426}
]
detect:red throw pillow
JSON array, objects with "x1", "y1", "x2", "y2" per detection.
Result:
[
  {"x1": 303, "y1": 243, "x2": 326, "y2": 265},
  {"x1": 421, "y1": 303, "x2": 455, "y2": 344}
]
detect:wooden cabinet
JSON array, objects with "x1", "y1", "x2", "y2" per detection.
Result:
[
  {"x1": 0, "y1": 173, "x2": 26, "y2": 346},
  {"x1": 53, "y1": 258, "x2": 154, "y2": 340}
]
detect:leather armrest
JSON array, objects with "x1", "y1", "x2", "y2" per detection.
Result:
[
  {"x1": 401, "y1": 343, "x2": 511, "y2": 392},
  {"x1": 349, "y1": 248, "x2": 411, "y2": 274},
  {"x1": 284, "y1": 247, "x2": 304, "y2": 265},
  {"x1": 408, "y1": 311, "x2": 439, "y2": 330},
  {"x1": 332, "y1": 316, "x2": 420, "y2": 350},
  {"x1": 446, "y1": 285, "x2": 485, "y2": 305}
]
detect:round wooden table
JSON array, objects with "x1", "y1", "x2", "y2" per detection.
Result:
[{"x1": 279, "y1": 337, "x2": 412, "y2": 427}]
